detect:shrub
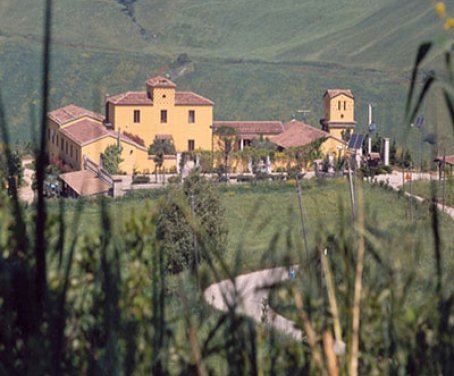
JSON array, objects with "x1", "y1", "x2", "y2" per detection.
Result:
[
  {"x1": 157, "y1": 170, "x2": 228, "y2": 273},
  {"x1": 132, "y1": 175, "x2": 150, "y2": 184}
]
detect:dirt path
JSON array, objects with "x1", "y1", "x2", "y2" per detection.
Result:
[{"x1": 203, "y1": 266, "x2": 303, "y2": 340}]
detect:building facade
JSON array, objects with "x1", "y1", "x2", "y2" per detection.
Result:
[
  {"x1": 47, "y1": 78, "x2": 357, "y2": 177},
  {"x1": 321, "y1": 89, "x2": 356, "y2": 141},
  {"x1": 47, "y1": 76, "x2": 214, "y2": 175},
  {"x1": 105, "y1": 76, "x2": 213, "y2": 153}
]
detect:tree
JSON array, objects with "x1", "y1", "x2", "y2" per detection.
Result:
[
  {"x1": 284, "y1": 138, "x2": 325, "y2": 175},
  {"x1": 249, "y1": 136, "x2": 276, "y2": 174},
  {"x1": 0, "y1": 146, "x2": 24, "y2": 195},
  {"x1": 214, "y1": 126, "x2": 237, "y2": 179},
  {"x1": 148, "y1": 137, "x2": 176, "y2": 183},
  {"x1": 156, "y1": 169, "x2": 228, "y2": 274},
  {"x1": 390, "y1": 140, "x2": 397, "y2": 165},
  {"x1": 101, "y1": 144, "x2": 123, "y2": 174}
]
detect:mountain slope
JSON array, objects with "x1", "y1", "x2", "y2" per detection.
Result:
[{"x1": 0, "y1": 0, "x2": 451, "y2": 157}]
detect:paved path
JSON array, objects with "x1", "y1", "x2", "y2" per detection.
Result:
[
  {"x1": 19, "y1": 158, "x2": 34, "y2": 203},
  {"x1": 204, "y1": 266, "x2": 303, "y2": 340},
  {"x1": 374, "y1": 171, "x2": 454, "y2": 220}
]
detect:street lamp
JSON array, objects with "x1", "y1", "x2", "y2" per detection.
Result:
[
  {"x1": 367, "y1": 103, "x2": 376, "y2": 155},
  {"x1": 368, "y1": 122, "x2": 376, "y2": 155},
  {"x1": 411, "y1": 115, "x2": 424, "y2": 178},
  {"x1": 209, "y1": 124, "x2": 217, "y2": 174}
]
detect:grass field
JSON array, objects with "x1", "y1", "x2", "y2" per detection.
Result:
[
  {"x1": 6, "y1": 177, "x2": 454, "y2": 373},
  {"x1": 405, "y1": 177, "x2": 454, "y2": 207},
  {"x1": 52, "y1": 178, "x2": 454, "y2": 277}
]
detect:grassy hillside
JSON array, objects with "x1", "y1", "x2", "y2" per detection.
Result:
[{"x1": 0, "y1": 0, "x2": 452, "y2": 158}]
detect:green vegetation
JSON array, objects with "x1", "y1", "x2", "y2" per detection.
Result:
[
  {"x1": 157, "y1": 170, "x2": 228, "y2": 274},
  {"x1": 405, "y1": 178, "x2": 454, "y2": 207},
  {"x1": 101, "y1": 144, "x2": 123, "y2": 174},
  {"x1": 1, "y1": 1, "x2": 454, "y2": 374},
  {"x1": 1, "y1": 0, "x2": 453, "y2": 160},
  {"x1": 0, "y1": 146, "x2": 23, "y2": 193},
  {"x1": 2, "y1": 176, "x2": 454, "y2": 374},
  {"x1": 149, "y1": 137, "x2": 176, "y2": 182}
]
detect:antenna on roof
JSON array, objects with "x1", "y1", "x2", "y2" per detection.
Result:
[{"x1": 297, "y1": 109, "x2": 311, "y2": 122}]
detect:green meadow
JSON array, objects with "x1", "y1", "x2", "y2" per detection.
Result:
[{"x1": 52, "y1": 179, "x2": 454, "y2": 277}]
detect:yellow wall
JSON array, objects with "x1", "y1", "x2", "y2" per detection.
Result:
[
  {"x1": 110, "y1": 89, "x2": 213, "y2": 153},
  {"x1": 81, "y1": 137, "x2": 153, "y2": 175},
  {"x1": 47, "y1": 119, "x2": 60, "y2": 161},
  {"x1": 47, "y1": 119, "x2": 83, "y2": 170},
  {"x1": 329, "y1": 128, "x2": 346, "y2": 141},
  {"x1": 48, "y1": 116, "x2": 179, "y2": 174},
  {"x1": 325, "y1": 94, "x2": 354, "y2": 123},
  {"x1": 320, "y1": 137, "x2": 345, "y2": 158}
]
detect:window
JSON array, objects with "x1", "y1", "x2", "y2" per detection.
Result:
[
  {"x1": 70, "y1": 145, "x2": 73, "y2": 158},
  {"x1": 61, "y1": 139, "x2": 64, "y2": 151},
  {"x1": 344, "y1": 101, "x2": 346, "y2": 110},
  {"x1": 188, "y1": 139, "x2": 195, "y2": 151},
  {"x1": 51, "y1": 129, "x2": 55, "y2": 144},
  {"x1": 188, "y1": 110, "x2": 195, "y2": 123},
  {"x1": 65, "y1": 141, "x2": 68, "y2": 154},
  {"x1": 161, "y1": 110, "x2": 167, "y2": 123},
  {"x1": 338, "y1": 101, "x2": 341, "y2": 110},
  {"x1": 133, "y1": 110, "x2": 140, "y2": 123},
  {"x1": 56, "y1": 135, "x2": 59, "y2": 146}
]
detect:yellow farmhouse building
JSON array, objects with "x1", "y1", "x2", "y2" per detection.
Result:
[
  {"x1": 48, "y1": 76, "x2": 213, "y2": 175},
  {"x1": 47, "y1": 75, "x2": 356, "y2": 178}
]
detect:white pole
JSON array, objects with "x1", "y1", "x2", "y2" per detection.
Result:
[
  {"x1": 368, "y1": 104, "x2": 372, "y2": 155},
  {"x1": 383, "y1": 138, "x2": 390, "y2": 166}
]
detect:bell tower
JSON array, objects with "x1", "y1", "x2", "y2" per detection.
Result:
[{"x1": 320, "y1": 89, "x2": 356, "y2": 141}]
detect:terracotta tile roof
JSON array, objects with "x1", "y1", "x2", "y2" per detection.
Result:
[
  {"x1": 271, "y1": 120, "x2": 329, "y2": 149},
  {"x1": 146, "y1": 76, "x2": 177, "y2": 88},
  {"x1": 48, "y1": 104, "x2": 104, "y2": 125},
  {"x1": 213, "y1": 121, "x2": 284, "y2": 137},
  {"x1": 61, "y1": 118, "x2": 147, "y2": 150},
  {"x1": 175, "y1": 91, "x2": 214, "y2": 106},
  {"x1": 106, "y1": 90, "x2": 213, "y2": 106},
  {"x1": 324, "y1": 89, "x2": 354, "y2": 99},
  {"x1": 61, "y1": 119, "x2": 110, "y2": 146},
  {"x1": 59, "y1": 170, "x2": 110, "y2": 197},
  {"x1": 435, "y1": 155, "x2": 454, "y2": 165},
  {"x1": 106, "y1": 92, "x2": 153, "y2": 105}
]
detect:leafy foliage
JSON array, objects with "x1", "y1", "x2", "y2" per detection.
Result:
[
  {"x1": 157, "y1": 169, "x2": 228, "y2": 273},
  {"x1": 0, "y1": 146, "x2": 24, "y2": 193},
  {"x1": 101, "y1": 144, "x2": 123, "y2": 174}
]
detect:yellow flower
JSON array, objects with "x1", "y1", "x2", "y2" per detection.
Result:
[
  {"x1": 444, "y1": 17, "x2": 454, "y2": 30},
  {"x1": 436, "y1": 2, "x2": 446, "y2": 18}
]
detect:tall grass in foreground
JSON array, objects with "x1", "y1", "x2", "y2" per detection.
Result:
[{"x1": 0, "y1": 2, "x2": 453, "y2": 375}]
